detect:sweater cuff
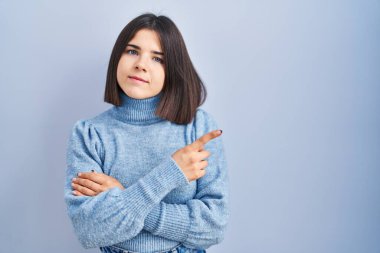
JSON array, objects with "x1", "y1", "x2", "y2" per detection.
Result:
[
  {"x1": 146, "y1": 156, "x2": 189, "y2": 191},
  {"x1": 144, "y1": 204, "x2": 161, "y2": 231},
  {"x1": 119, "y1": 156, "x2": 189, "y2": 213},
  {"x1": 144, "y1": 202, "x2": 191, "y2": 242}
]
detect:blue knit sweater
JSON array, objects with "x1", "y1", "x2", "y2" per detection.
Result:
[{"x1": 64, "y1": 91, "x2": 229, "y2": 253}]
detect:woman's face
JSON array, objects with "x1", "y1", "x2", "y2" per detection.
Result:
[{"x1": 117, "y1": 29, "x2": 165, "y2": 99}]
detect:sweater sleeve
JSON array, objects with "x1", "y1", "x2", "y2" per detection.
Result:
[
  {"x1": 64, "y1": 120, "x2": 189, "y2": 249},
  {"x1": 143, "y1": 110, "x2": 230, "y2": 250}
]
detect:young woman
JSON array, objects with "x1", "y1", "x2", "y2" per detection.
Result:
[{"x1": 64, "y1": 13, "x2": 229, "y2": 253}]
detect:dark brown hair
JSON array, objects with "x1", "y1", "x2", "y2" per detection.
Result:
[{"x1": 104, "y1": 13, "x2": 207, "y2": 124}]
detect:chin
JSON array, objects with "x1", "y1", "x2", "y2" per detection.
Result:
[{"x1": 123, "y1": 89, "x2": 150, "y2": 99}]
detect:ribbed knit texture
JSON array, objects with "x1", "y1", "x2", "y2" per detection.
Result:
[{"x1": 64, "y1": 91, "x2": 229, "y2": 253}]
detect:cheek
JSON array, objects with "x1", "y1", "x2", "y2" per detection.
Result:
[
  {"x1": 116, "y1": 66, "x2": 123, "y2": 84},
  {"x1": 116, "y1": 58, "x2": 130, "y2": 81},
  {"x1": 117, "y1": 58, "x2": 127, "y2": 73},
  {"x1": 158, "y1": 68, "x2": 165, "y2": 84}
]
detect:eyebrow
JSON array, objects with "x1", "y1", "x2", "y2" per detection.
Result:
[{"x1": 126, "y1": 44, "x2": 164, "y2": 55}]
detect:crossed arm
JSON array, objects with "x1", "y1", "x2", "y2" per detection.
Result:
[{"x1": 64, "y1": 118, "x2": 229, "y2": 249}]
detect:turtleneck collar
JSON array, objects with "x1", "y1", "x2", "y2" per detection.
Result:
[{"x1": 112, "y1": 91, "x2": 164, "y2": 125}]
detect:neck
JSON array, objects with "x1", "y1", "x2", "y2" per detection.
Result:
[{"x1": 112, "y1": 91, "x2": 163, "y2": 125}]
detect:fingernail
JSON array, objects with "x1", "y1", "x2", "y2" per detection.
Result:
[
  {"x1": 77, "y1": 172, "x2": 81, "y2": 176},
  {"x1": 219, "y1": 129, "x2": 223, "y2": 134},
  {"x1": 91, "y1": 169, "x2": 95, "y2": 172},
  {"x1": 72, "y1": 178, "x2": 77, "y2": 181}
]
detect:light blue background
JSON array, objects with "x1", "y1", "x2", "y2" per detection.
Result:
[{"x1": 0, "y1": 0, "x2": 379, "y2": 252}]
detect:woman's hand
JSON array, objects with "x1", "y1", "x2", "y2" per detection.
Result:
[
  {"x1": 171, "y1": 129, "x2": 222, "y2": 182},
  {"x1": 71, "y1": 171, "x2": 125, "y2": 196}
]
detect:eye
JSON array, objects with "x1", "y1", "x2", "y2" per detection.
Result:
[
  {"x1": 126, "y1": 49, "x2": 138, "y2": 55},
  {"x1": 153, "y1": 57, "x2": 164, "y2": 64},
  {"x1": 126, "y1": 49, "x2": 164, "y2": 64}
]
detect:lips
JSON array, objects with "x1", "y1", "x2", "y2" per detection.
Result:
[{"x1": 129, "y1": 76, "x2": 148, "y2": 83}]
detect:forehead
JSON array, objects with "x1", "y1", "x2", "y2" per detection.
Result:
[{"x1": 128, "y1": 29, "x2": 162, "y2": 51}]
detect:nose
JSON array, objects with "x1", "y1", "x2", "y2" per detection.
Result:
[{"x1": 134, "y1": 56, "x2": 147, "y2": 72}]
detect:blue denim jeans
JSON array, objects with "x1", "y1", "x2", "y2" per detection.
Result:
[{"x1": 99, "y1": 243, "x2": 206, "y2": 253}]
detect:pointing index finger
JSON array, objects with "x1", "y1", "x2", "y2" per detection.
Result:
[{"x1": 191, "y1": 129, "x2": 222, "y2": 151}]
